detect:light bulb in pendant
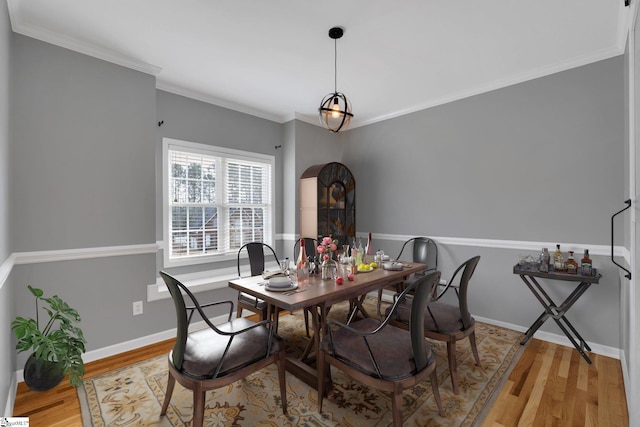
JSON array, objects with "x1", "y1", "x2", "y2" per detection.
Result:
[{"x1": 331, "y1": 97, "x2": 342, "y2": 118}]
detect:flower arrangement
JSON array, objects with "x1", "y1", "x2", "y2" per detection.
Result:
[{"x1": 317, "y1": 236, "x2": 338, "y2": 263}]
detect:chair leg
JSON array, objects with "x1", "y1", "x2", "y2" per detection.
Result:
[
  {"x1": 447, "y1": 341, "x2": 459, "y2": 394},
  {"x1": 275, "y1": 351, "x2": 287, "y2": 414},
  {"x1": 273, "y1": 306, "x2": 280, "y2": 334},
  {"x1": 192, "y1": 387, "x2": 206, "y2": 427},
  {"x1": 391, "y1": 383, "x2": 404, "y2": 427},
  {"x1": 430, "y1": 368, "x2": 445, "y2": 417},
  {"x1": 469, "y1": 331, "x2": 483, "y2": 368},
  {"x1": 160, "y1": 372, "x2": 176, "y2": 416}
]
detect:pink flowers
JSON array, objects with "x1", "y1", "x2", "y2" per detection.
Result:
[{"x1": 317, "y1": 237, "x2": 338, "y2": 261}]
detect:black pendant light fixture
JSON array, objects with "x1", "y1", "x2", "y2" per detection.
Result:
[{"x1": 319, "y1": 27, "x2": 353, "y2": 133}]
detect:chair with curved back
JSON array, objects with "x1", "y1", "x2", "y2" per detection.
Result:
[
  {"x1": 392, "y1": 255, "x2": 482, "y2": 395},
  {"x1": 159, "y1": 271, "x2": 287, "y2": 426},
  {"x1": 318, "y1": 271, "x2": 444, "y2": 427},
  {"x1": 236, "y1": 242, "x2": 280, "y2": 320},
  {"x1": 377, "y1": 237, "x2": 438, "y2": 317}
]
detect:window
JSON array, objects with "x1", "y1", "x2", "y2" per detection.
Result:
[{"x1": 163, "y1": 138, "x2": 274, "y2": 266}]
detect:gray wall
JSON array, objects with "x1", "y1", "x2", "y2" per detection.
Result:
[
  {"x1": 0, "y1": 0, "x2": 12, "y2": 415},
  {"x1": 339, "y1": 56, "x2": 624, "y2": 348},
  {"x1": 9, "y1": 35, "x2": 164, "y2": 370},
  {"x1": 343, "y1": 57, "x2": 624, "y2": 244}
]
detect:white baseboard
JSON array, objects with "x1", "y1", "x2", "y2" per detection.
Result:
[
  {"x1": 620, "y1": 351, "x2": 631, "y2": 416},
  {"x1": 472, "y1": 315, "x2": 622, "y2": 360},
  {"x1": 377, "y1": 290, "x2": 622, "y2": 360},
  {"x1": 4, "y1": 372, "x2": 16, "y2": 417}
]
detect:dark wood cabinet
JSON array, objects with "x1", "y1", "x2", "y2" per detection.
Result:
[{"x1": 300, "y1": 162, "x2": 355, "y2": 246}]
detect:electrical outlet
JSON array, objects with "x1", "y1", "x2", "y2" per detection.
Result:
[{"x1": 133, "y1": 301, "x2": 143, "y2": 316}]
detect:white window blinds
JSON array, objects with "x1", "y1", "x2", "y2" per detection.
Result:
[{"x1": 164, "y1": 139, "x2": 273, "y2": 265}]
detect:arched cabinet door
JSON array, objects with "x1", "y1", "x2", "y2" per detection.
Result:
[{"x1": 300, "y1": 162, "x2": 355, "y2": 247}]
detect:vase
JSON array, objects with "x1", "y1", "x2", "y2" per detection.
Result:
[
  {"x1": 321, "y1": 259, "x2": 338, "y2": 280},
  {"x1": 24, "y1": 353, "x2": 65, "y2": 391},
  {"x1": 321, "y1": 259, "x2": 329, "y2": 279}
]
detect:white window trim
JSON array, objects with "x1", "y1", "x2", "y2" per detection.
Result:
[{"x1": 162, "y1": 137, "x2": 275, "y2": 268}]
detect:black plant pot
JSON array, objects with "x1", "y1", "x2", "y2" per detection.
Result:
[{"x1": 24, "y1": 353, "x2": 65, "y2": 391}]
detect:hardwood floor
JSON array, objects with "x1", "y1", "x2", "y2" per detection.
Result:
[
  {"x1": 12, "y1": 339, "x2": 174, "y2": 427},
  {"x1": 481, "y1": 339, "x2": 628, "y2": 427},
  {"x1": 13, "y1": 337, "x2": 628, "y2": 426}
]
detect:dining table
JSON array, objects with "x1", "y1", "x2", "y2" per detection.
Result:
[{"x1": 228, "y1": 261, "x2": 427, "y2": 390}]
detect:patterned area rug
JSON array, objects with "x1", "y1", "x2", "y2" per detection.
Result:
[{"x1": 78, "y1": 297, "x2": 524, "y2": 426}]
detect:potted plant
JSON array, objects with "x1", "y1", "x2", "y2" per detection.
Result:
[{"x1": 11, "y1": 285, "x2": 86, "y2": 390}]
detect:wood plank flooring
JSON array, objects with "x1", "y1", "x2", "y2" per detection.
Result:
[
  {"x1": 13, "y1": 337, "x2": 628, "y2": 426},
  {"x1": 481, "y1": 339, "x2": 628, "y2": 427}
]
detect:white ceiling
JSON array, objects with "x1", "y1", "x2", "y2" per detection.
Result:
[{"x1": 6, "y1": 0, "x2": 632, "y2": 129}]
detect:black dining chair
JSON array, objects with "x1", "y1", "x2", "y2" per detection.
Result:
[
  {"x1": 391, "y1": 255, "x2": 482, "y2": 395},
  {"x1": 318, "y1": 271, "x2": 444, "y2": 427},
  {"x1": 377, "y1": 237, "x2": 438, "y2": 317},
  {"x1": 236, "y1": 242, "x2": 280, "y2": 320},
  {"x1": 159, "y1": 271, "x2": 287, "y2": 426}
]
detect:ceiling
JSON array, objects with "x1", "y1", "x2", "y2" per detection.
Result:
[{"x1": 6, "y1": 0, "x2": 631, "y2": 129}]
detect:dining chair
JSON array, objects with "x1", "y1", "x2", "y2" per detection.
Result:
[
  {"x1": 158, "y1": 271, "x2": 287, "y2": 427},
  {"x1": 293, "y1": 237, "x2": 318, "y2": 337},
  {"x1": 318, "y1": 271, "x2": 445, "y2": 427},
  {"x1": 376, "y1": 236, "x2": 438, "y2": 318},
  {"x1": 236, "y1": 242, "x2": 280, "y2": 320},
  {"x1": 391, "y1": 255, "x2": 482, "y2": 395}
]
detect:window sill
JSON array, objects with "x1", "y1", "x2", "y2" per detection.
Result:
[{"x1": 147, "y1": 266, "x2": 239, "y2": 302}]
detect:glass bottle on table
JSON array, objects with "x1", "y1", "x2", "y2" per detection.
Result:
[
  {"x1": 553, "y1": 244, "x2": 565, "y2": 271},
  {"x1": 540, "y1": 248, "x2": 550, "y2": 272},
  {"x1": 296, "y1": 238, "x2": 309, "y2": 283},
  {"x1": 356, "y1": 239, "x2": 364, "y2": 266},
  {"x1": 365, "y1": 232, "x2": 374, "y2": 263},
  {"x1": 565, "y1": 251, "x2": 578, "y2": 274},
  {"x1": 581, "y1": 249, "x2": 592, "y2": 275}
]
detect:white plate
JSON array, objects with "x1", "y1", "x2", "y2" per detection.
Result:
[
  {"x1": 268, "y1": 276, "x2": 292, "y2": 288},
  {"x1": 357, "y1": 267, "x2": 374, "y2": 273},
  {"x1": 383, "y1": 262, "x2": 404, "y2": 271},
  {"x1": 265, "y1": 283, "x2": 298, "y2": 292}
]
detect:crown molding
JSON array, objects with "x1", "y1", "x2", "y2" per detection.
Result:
[
  {"x1": 156, "y1": 81, "x2": 286, "y2": 124},
  {"x1": 352, "y1": 46, "x2": 625, "y2": 129},
  {"x1": 7, "y1": 0, "x2": 161, "y2": 76}
]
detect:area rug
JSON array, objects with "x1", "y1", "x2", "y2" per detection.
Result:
[{"x1": 78, "y1": 297, "x2": 524, "y2": 426}]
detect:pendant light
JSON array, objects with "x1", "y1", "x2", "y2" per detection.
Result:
[{"x1": 319, "y1": 27, "x2": 353, "y2": 132}]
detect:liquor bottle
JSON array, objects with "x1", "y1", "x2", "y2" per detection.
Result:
[
  {"x1": 565, "y1": 251, "x2": 578, "y2": 274},
  {"x1": 581, "y1": 249, "x2": 592, "y2": 275},
  {"x1": 553, "y1": 244, "x2": 565, "y2": 271},
  {"x1": 296, "y1": 238, "x2": 309, "y2": 283},
  {"x1": 540, "y1": 248, "x2": 550, "y2": 272}
]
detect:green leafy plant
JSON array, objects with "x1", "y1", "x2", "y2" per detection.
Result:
[{"x1": 11, "y1": 285, "x2": 86, "y2": 387}]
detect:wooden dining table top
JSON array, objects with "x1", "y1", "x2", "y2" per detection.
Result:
[{"x1": 228, "y1": 261, "x2": 427, "y2": 312}]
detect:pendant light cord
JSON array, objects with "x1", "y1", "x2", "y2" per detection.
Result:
[{"x1": 334, "y1": 38, "x2": 338, "y2": 93}]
